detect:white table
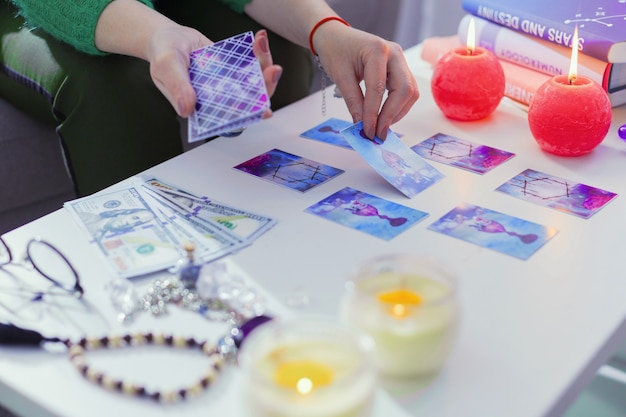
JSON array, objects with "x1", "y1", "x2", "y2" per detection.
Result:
[{"x1": 2, "y1": 46, "x2": 626, "y2": 417}]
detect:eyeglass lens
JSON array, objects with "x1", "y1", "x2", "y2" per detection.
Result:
[
  {"x1": 0, "y1": 238, "x2": 12, "y2": 265},
  {"x1": 27, "y1": 240, "x2": 79, "y2": 293}
]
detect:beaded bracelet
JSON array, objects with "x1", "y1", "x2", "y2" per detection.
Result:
[{"x1": 66, "y1": 332, "x2": 224, "y2": 403}]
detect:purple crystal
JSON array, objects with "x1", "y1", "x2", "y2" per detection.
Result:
[
  {"x1": 233, "y1": 315, "x2": 273, "y2": 348},
  {"x1": 619, "y1": 125, "x2": 626, "y2": 141}
]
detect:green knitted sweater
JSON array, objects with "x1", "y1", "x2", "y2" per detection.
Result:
[{"x1": 10, "y1": 0, "x2": 251, "y2": 55}]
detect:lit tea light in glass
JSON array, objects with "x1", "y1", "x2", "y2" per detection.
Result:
[
  {"x1": 341, "y1": 254, "x2": 459, "y2": 379},
  {"x1": 528, "y1": 26, "x2": 612, "y2": 156},
  {"x1": 238, "y1": 317, "x2": 376, "y2": 417},
  {"x1": 431, "y1": 17, "x2": 505, "y2": 121},
  {"x1": 377, "y1": 288, "x2": 422, "y2": 319},
  {"x1": 275, "y1": 359, "x2": 334, "y2": 395}
]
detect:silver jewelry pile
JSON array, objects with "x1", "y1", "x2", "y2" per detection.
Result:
[{"x1": 108, "y1": 259, "x2": 266, "y2": 325}]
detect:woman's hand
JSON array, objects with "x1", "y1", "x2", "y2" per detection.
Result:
[
  {"x1": 96, "y1": 1, "x2": 282, "y2": 119},
  {"x1": 313, "y1": 23, "x2": 419, "y2": 140},
  {"x1": 146, "y1": 25, "x2": 210, "y2": 118},
  {"x1": 252, "y1": 30, "x2": 283, "y2": 118},
  {"x1": 148, "y1": 28, "x2": 282, "y2": 119}
]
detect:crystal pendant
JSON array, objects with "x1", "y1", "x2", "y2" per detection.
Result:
[
  {"x1": 196, "y1": 261, "x2": 266, "y2": 320},
  {"x1": 107, "y1": 278, "x2": 139, "y2": 322}
]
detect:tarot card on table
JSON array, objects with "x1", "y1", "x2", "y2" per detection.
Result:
[
  {"x1": 412, "y1": 133, "x2": 515, "y2": 174},
  {"x1": 233, "y1": 149, "x2": 344, "y2": 192},
  {"x1": 300, "y1": 118, "x2": 354, "y2": 149},
  {"x1": 341, "y1": 121, "x2": 444, "y2": 198},
  {"x1": 495, "y1": 169, "x2": 617, "y2": 218},
  {"x1": 428, "y1": 203, "x2": 558, "y2": 260},
  {"x1": 305, "y1": 187, "x2": 429, "y2": 240}
]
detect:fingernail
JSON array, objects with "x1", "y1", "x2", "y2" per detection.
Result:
[
  {"x1": 367, "y1": 123, "x2": 376, "y2": 140},
  {"x1": 260, "y1": 30, "x2": 269, "y2": 53}
]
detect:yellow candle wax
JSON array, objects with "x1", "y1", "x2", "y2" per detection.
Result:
[
  {"x1": 377, "y1": 288, "x2": 422, "y2": 319},
  {"x1": 275, "y1": 360, "x2": 334, "y2": 395}
]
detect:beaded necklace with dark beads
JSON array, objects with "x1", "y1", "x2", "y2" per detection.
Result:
[
  {"x1": 0, "y1": 242, "x2": 274, "y2": 402},
  {"x1": 0, "y1": 315, "x2": 273, "y2": 403}
]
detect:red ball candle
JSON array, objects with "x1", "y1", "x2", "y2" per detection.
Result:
[
  {"x1": 528, "y1": 27, "x2": 612, "y2": 156},
  {"x1": 528, "y1": 75, "x2": 611, "y2": 156},
  {"x1": 430, "y1": 19, "x2": 505, "y2": 121}
]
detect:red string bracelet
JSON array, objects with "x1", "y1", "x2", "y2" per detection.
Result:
[{"x1": 308, "y1": 16, "x2": 351, "y2": 56}]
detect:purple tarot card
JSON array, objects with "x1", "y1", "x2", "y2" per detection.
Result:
[
  {"x1": 428, "y1": 203, "x2": 558, "y2": 260},
  {"x1": 341, "y1": 121, "x2": 444, "y2": 198},
  {"x1": 305, "y1": 187, "x2": 429, "y2": 240},
  {"x1": 411, "y1": 133, "x2": 515, "y2": 174},
  {"x1": 188, "y1": 31, "x2": 269, "y2": 142},
  {"x1": 495, "y1": 169, "x2": 618, "y2": 218},
  {"x1": 233, "y1": 149, "x2": 344, "y2": 192}
]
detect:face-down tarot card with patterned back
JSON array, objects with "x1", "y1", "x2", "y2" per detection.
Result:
[{"x1": 188, "y1": 31, "x2": 270, "y2": 142}]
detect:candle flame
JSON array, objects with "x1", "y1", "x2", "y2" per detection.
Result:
[
  {"x1": 296, "y1": 378, "x2": 313, "y2": 395},
  {"x1": 392, "y1": 304, "x2": 407, "y2": 318},
  {"x1": 274, "y1": 360, "x2": 334, "y2": 394},
  {"x1": 467, "y1": 17, "x2": 476, "y2": 54},
  {"x1": 568, "y1": 26, "x2": 579, "y2": 83},
  {"x1": 378, "y1": 289, "x2": 422, "y2": 319}
]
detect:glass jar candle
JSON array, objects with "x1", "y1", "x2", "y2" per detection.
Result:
[
  {"x1": 238, "y1": 317, "x2": 377, "y2": 417},
  {"x1": 341, "y1": 254, "x2": 459, "y2": 380}
]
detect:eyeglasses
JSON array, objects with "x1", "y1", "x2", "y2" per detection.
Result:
[{"x1": 0, "y1": 236, "x2": 84, "y2": 299}]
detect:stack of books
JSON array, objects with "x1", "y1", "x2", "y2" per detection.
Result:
[{"x1": 421, "y1": 0, "x2": 626, "y2": 108}]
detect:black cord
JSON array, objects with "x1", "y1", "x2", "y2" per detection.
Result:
[{"x1": 0, "y1": 323, "x2": 64, "y2": 346}]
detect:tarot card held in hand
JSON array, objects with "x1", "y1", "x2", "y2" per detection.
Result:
[
  {"x1": 428, "y1": 203, "x2": 558, "y2": 260},
  {"x1": 233, "y1": 149, "x2": 345, "y2": 192},
  {"x1": 341, "y1": 121, "x2": 444, "y2": 198},
  {"x1": 305, "y1": 187, "x2": 429, "y2": 241},
  {"x1": 188, "y1": 31, "x2": 269, "y2": 142},
  {"x1": 495, "y1": 169, "x2": 618, "y2": 219},
  {"x1": 301, "y1": 118, "x2": 404, "y2": 150},
  {"x1": 412, "y1": 133, "x2": 515, "y2": 174}
]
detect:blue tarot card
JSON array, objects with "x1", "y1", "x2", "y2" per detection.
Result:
[
  {"x1": 301, "y1": 118, "x2": 404, "y2": 150},
  {"x1": 300, "y1": 118, "x2": 354, "y2": 149},
  {"x1": 495, "y1": 169, "x2": 618, "y2": 219},
  {"x1": 412, "y1": 133, "x2": 515, "y2": 174},
  {"x1": 233, "y1": 149, "x2": 344, "y2": 192},
  {"x1": 428, "y1": 203, "x2": 558, "y2": 260},
  {"x1": 341, "y1": 121, "x2": 444, "y2": 198},
  {"x1": 305, "y1": 187, "x2": 429, "y2": 241}
]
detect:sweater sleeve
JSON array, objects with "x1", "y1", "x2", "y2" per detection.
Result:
[{"x1": 9, "y1": 0, "x2": 155, "y2": 55}]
